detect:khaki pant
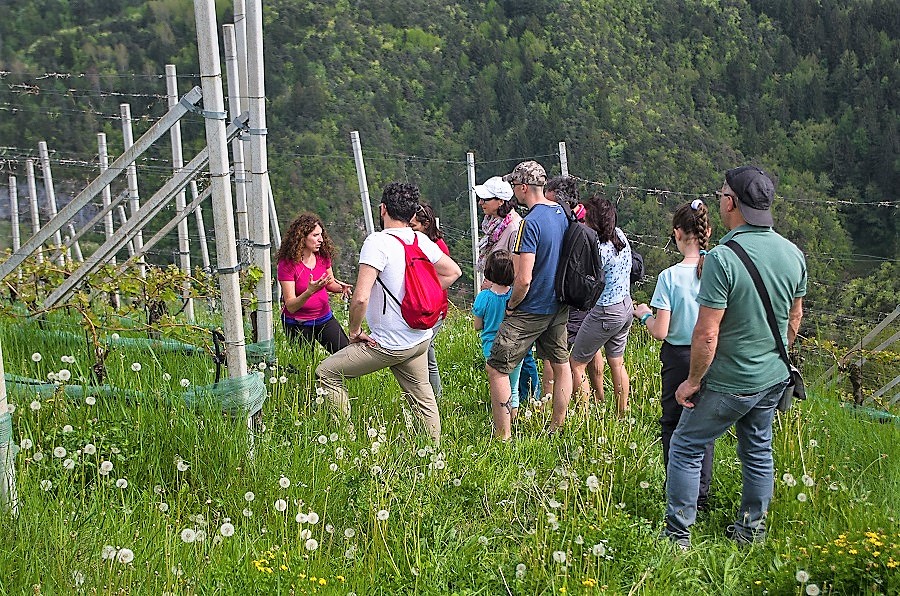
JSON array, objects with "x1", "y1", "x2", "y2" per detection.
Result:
[{"x1": 315, "y1": 339, "x2": 441, "y2": 443}]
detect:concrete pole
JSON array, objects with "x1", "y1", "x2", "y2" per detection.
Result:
[
  {"x1": 8, "y1": 176, "x2": 20, "y2": 252},
  {"x1": 232, "y1": 0, "x2": 250, "y2": 114},
  {"x1": 222, "y1": 26, "x2": 250, "y2": 243},
  {"x1": 25, "y1": 160, "x2": 43, "y2": 264},
  {"x1": 37, "y1": 141, "x2": 65, "y2": 265},
  {"x1": 0, "y1": 338, "x2": 19, "y2": 517},
  {"x1": 245, "y1": 0, "x2": 273, "y2": 344},
  {"x1": 166, "y1": 64, "x2": 195, "y2": 321},
  {"x1": 120, "y1": 103, "x2": 146, "y2": 277},
  {"x1": 467, "y1": 152, "x2": 481, "y2": 295},
  {"x1": 350, "y1": 131, "x2": 375, "y2": 235},
  {"x1": 192, "y1": 182, "x2": 211, "y2": 271},
  {"x1": 559, "y1": 141, "x2": 569, "y2": 177},
  {"x1": 67, "y1": 223, "x2": 84, "y2": 262},
  {"x1": 117, "y1": 206, "x2": 136, "y2": 257},
  {"x1": 98, "y1": 133, "x2": 120, "y2": 308},
  {"x1": 8, "y1": 176, "x2": 21, "y2": 283},
  {"x1": 194, "y1": 0, "x2": 248, "y2": 377},
  {"x1": 97, "y1": 134, "x2": 116, "y2": 254},
  {"x1": 267, "y1": 178, "x2": 282, "y2": 305}
]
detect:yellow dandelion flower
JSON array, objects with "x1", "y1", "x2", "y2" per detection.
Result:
[
  {"x1": 310, "y1": 577, "x2": 317, "y2": 582},
  {"x1": 886, "y1": 559, "x2": 897, "y2": 569},
  {"x1": 336, "y1": 576, "x2": 345, "y2": 582},
  {"x1": 582, "y1": 578, "x2": 597, "y2": 588},
  {"x1": 280, "y1": 565, "x2": 288, "y2": 571},
  {"x1": 755, "y1": 581, "x2": 762, "y2": 585},
  {"x1": 560, "y1": 588, "x2": 567, "y2": 594},
  {"x1": 319, "y1": 578, "x2": 327, "y2": 586},
  {"x1": 299, "y1": 573, "x2": 306, "y2": 579},
  {"x1": 874, "y1": 551, "x2": 881, "y2": 557},
  {"x1": 849, "y1": 549, "x2": 858, "y2": 555}
]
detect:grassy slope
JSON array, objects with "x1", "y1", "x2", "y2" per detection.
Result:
[{"x1": 0, "y1": 308, "x2": 897, "y2": 595}]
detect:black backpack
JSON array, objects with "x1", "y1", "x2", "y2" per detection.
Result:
[
  {"x1": 630, "y1": 248, "x2": 645, "y2": 285},
  {"x1": 555, "y1": 202, "x2": 605, "y2": 310}
]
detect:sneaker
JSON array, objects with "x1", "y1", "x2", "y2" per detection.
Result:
[
  {"x1": 725, "y1": 524, "x2": 765, "y2": 546},
  {"x1": 659, "y1": 528, "x2": 690, "y2": 552}
]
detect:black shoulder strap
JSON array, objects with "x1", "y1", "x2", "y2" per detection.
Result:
[
  {"x1": 724, "y1": 239, "x2": 792, "y2": 371},
  {"x1": 376, "y1": 233, "x2": 405, "y2": 308}
]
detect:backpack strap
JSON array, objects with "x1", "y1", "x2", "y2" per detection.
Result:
[
  {"x1": 724, "y1": 239, "x2": 792, "y2": 375},
  {"x1": 376, "y1": 232, "x2": 409, "y2": 309}
]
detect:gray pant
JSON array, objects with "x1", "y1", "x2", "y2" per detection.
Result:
[
  {"x1": 426, "y1": 318, "x2": 444, "y2": 400},
  {"x1": 315, "y1": 339, "x2": 441, "y2": 443}
]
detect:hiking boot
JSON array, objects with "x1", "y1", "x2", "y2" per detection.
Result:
[{"x1": 725, "y1": 524, "x2": 765, "y2": 547}]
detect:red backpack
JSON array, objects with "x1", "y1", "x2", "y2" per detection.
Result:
[{"x1": 377, "y1": 233, "x2": 448, "y2": 330}]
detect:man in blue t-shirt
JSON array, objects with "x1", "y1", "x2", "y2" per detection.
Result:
[{"x1": 485, "y1": 160, "x2": 572, "y2": 440}]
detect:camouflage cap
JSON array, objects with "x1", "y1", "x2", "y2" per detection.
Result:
[{"x1": 502, "y1": 160, "x2": 547, "y2": 186}]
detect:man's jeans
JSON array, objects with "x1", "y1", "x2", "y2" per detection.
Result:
[{"x1": 665, "y1": 378, "x2": 789, "y2": 544}]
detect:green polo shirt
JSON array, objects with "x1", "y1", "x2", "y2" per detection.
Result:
[{"x1": 697, "y1": 225, "x2": 807, "y2": 394}]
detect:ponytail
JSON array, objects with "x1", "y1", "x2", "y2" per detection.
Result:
[{"x1": 672, "y1": 199, "x2": 711, "y2": 279}]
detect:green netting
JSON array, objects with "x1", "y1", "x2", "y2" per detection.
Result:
[
  {"x1": 4, "y1": 372, "x2": 266, "y2": 416},
  {"x1": 4, "y1": 374, "x2": 142, "y2": 401},
  {"x1": 102, "y1": 336, "x2": 202, "y2": 353},
  {"x1": 182, "y1": 372, "x2": 266, "y2": 415},
  {"x1": 844, "y1": 404, "x2": 900, "y2": 426},
  {"x1": 245, "y1": 339, "x2": 275, "y2": 365},
  {"x1": 0, "y1": 410, "x2": 16, "y2": 476}
]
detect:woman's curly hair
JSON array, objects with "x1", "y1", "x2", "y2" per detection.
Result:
[{"x1": 275, "y1": 212, "x2": 335, "y2": 263}]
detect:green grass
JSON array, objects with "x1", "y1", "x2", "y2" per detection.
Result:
[{"x1": 0, "y1": 308, "x2": 898, "y2": 595}]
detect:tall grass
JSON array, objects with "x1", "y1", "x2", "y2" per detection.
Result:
[{"x1": 0, "y1": 309, "x2": 898, "y2": 595}]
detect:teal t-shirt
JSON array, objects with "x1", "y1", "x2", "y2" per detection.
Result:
[
  {"x1": 697, "y1": 225, "x2": 807, "y2": 393},
  {"x1": 472, "y1": 288, "x2": 512, "y2": 359},
  {"x1": 650, "y1": 262, "x2": 701, "y2": 346}
]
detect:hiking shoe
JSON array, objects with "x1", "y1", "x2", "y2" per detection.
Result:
[
  {"x1": 725, "y1": 524, "x2": 765, "y2": 547},
  {"x1": 659, "y1": 529, "x2": 690, "y2": 552}
]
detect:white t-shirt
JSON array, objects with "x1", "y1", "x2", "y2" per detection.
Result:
[{"x1": 359, "y1": 227, "x2": 446, "y2": 350}]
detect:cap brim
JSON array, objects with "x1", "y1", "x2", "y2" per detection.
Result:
[
  {"x1": 474, "y1": 185, "x2": 512, "y2": 200},
  {"x1": 737, "y1": 201, "x2": 773, "y2": 227}
]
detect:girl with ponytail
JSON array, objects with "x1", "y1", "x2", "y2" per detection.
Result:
[{"x1": 634, "y1": 198, "x2": 715, "y2": 510}]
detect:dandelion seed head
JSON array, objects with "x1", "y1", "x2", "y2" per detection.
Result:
[
  {"x1": 62, "y1": 424, "x2": 73, "y2": 433},
  {"x1": 83, "y1": 443, "x2": 96, "y2": 455},
  {"x1": 592, "y1": 543, "x2": 606, "y2": 557},
  {"x1": 304, "y1": 538, "x2": 319, "y2": 551},
  {"x1": 31, "y1": 352, "x2": 42, "y2": 362},
  {"x1": 53, "y1": 446, "x2": 66, "y2": 458},
  {"x1": 478, "y1": 536, "x2": 488, "y2": 545},
  {"x1": 57, "y1": 368, "x2": 71, "y2": 382},
  {"x1": 32, "y1": 451, "x2": 44, "y2": 462},
  {"x1": 797, "y1": 493, "x2": 808, "y2": 502},
  {"x1": 130, "y1": 362, "x2": 141, "y2": 372},
  {"x1": 515, "y1": 563, "x2": 526, "y2": 578},
  {"x1": 274, "y1": 499, "x2": 287, "y2": 512},
  {"x1": 344, "y1": 528, "x2": 356, "y2": 539},
  {"x1": 806, "y1": 584, "x2": 820, "y2": 596},
  {"x1": 62, "y1": 458, "x2": 75, "y2": 470},
  {"x1": 101, "y1": 545, "x2": 117, "y2": 560},
  {"x1": 180, "y1": 528, "x2": 196, "y2": 543},
  {"x1": 158, "y1": 502, "x2": 169, "y2": 513},
  {"x1": 180, "y1": 379, "x2": 190, "y2": 388},
  {"x1": 639, "y1": 481, "x2": 650, "y2": 489},
  {"x1": 242, "y1": 508, "x2": 253, "y2": 518},
  {"x1": 802, "y1": 474, "x2": 815, "y2": 487},
  {"x1": 176, "y1": 460, "x2": 189, "y2": 472},
  {"x1": 116, "y1": 478, "x2": 128, "y2": 489},
  {"x1": 279, "y1": 376, "x2": 288, "y2": 384},
  {"x1": 308, "y1": 512, "x2": 320, "y2": 525},
  {"x1": 244, "y1": 491, "x2": 255, "y2": 502},
  {"x1": 300, "y1": 528, "x2": 312, "y2": 540},
  {"x1": 278, "y1": 475, "x2": 290, "y2": 489},
  {"x1": 795, "y1": 570, "x2": 810, "y2": 583},
  {"x1": 316, "y1": 435, "x2": 328, "y2": 445},
  {"x1": 30, "y1": 400, "x2": 41, "y2": 411},
  {"x1": 220, "y1": 522, "x2": 235, "y2": 537},
  {"x1": 376, "y1": 509, "x2": 389, "y2": 521},
  {"x1": 85, "y1": 395, "x2": 96, "y2": 406},
  {"x1": 552, "y1": 550, "x2": 566, "y2": 563},
  {"x1": 40, "y1": 479, "x2": 52, "y2": 491},
  {"x1": 99, "y1": 460, "x2": 113, "y2": 474}
]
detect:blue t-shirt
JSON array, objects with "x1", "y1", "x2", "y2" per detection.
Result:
[
  {"x1": 513, "y1": 202, "x2": 568, "y2": 314},
  {"x1": 649, "y1": 262, "x2": 701, "y2": 346},
  {"x1": 597, "y1": 228, "x2": 632, "y2": 306},
  {"x1": 472, "y1": 288, "x2": 512, "y2": 358}
]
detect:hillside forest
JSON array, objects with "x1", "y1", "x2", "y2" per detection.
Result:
[{"x1": 0, "y1": 0, "x2": 897, "y2": 341}]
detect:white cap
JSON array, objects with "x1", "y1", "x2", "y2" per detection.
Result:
[{"x1": 473, "y1": 176, "x2": 514, "y2": 201}]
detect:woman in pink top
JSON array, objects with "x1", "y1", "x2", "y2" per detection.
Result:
[{"x1": 276, "y1": 213, "x2": 352, "y2": 353}]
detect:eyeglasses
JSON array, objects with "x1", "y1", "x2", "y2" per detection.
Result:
[
  {"x1": 477, "y1": 197, "x2": 500, "y2": 203},
  {"x1": 715, "y1": 190, "x2": 737, "y2": 201}
]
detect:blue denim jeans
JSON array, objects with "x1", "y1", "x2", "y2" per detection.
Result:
[
  {"x1": 518, "y1": 349, "x2": 541, "y2": 400},
  {"x1": 665, "y1": 378, "x2": 789, "y2": 545}
]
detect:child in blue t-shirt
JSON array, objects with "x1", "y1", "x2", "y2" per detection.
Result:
[
  {"x1": 634, "y1": 199, "x2": 715, "y2": 510},
  {"x1": 473, "y1": 249, "x2": 523, "y2": 421}
]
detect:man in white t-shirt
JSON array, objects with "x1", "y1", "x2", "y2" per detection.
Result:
[{"x1": 315, "y1": 182, "x2": 461, "y2": 442}]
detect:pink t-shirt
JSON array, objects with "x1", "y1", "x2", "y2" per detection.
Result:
[{"x1": 277, "y1": 254, "x2": 332, "y2": 322}]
